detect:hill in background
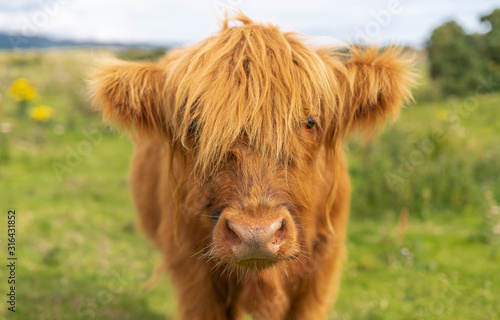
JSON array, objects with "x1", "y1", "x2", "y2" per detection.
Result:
[{"x1": 0, "y1": 31, "x2": 172, "y2": 50}]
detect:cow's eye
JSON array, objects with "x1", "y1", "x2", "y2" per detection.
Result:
[
  {"x1": 188, "y1": 121, "x2": 199, "y2": 135},
  {"x1": 212, "y1": 210, "x2": 222, "y2": 222},
  {"x1": 306, "y1": 117, "x2": 316, "y2": 129}
]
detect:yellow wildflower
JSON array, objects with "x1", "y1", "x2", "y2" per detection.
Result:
[
  {"x1": 30, "y1": 105, "x2": 53, "y2": 122},
  {"x1": 435, "y1": 109, "x2": 448, "y2": 121},
  {"x1": 8, "y1": 78, "x2": 37, "y2": 101}
]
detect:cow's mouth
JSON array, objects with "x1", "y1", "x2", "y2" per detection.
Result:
[{"x1": 233, "y1": 258, "x2": 279, "y2": 271}]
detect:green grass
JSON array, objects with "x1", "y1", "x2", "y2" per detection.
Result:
[
  {"x1": 334, "y1": 213, "x2": 499, "y2": 320},
  {"x1": 0, "y1": 50, "x2": 499, "y2": 319}
]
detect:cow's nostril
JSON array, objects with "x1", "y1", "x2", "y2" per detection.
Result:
[
  {"x1": 272, "y1": 219, "x2": 287, "y2": 244},
  {"x1": 225, "y1": 219, "x2": 242, "y2": 246}
]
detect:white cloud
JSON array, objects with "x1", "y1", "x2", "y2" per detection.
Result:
[{"x1": 1, "y1": 0, "x2": 500, "y2": 46}]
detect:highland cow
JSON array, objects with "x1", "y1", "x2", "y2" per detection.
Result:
[{"x1": 91, "y1": 14, "x2": 414, "y2": 320}]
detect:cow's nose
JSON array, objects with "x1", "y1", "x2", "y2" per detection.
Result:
[{"x1": 225, "y1": 217, "x2": 287, "y2": 261}]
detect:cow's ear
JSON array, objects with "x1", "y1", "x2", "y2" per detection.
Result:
[
  {"x1": 330, "y1": 46, "x2": 415, "y2": 137},
  {"x1": 90, "y1": 59, "x2": 169, "y2": 135}
]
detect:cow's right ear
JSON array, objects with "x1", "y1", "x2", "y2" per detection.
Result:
[{"x1": 90, "y1": 59, "x2": 168, "y2": 135}]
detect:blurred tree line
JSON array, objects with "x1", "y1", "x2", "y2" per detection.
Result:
[{"x1": 427, "y1": 9, "x2": 500, "y2": 96}]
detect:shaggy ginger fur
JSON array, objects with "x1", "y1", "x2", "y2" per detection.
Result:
[{"x1": 91, "y1": 14, "x2": 414, "y2": 320}]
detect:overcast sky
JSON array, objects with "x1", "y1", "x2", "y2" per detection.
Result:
[{"x1": 1, "y1": 0, "x2": 500, "y2": 48}]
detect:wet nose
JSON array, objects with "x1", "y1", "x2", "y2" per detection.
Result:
[{"x1": 225, "y1": 217, "x2": 287, "y2": 261}]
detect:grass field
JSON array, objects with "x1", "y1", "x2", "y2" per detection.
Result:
[{"x1": 0, "y1": 49, "x2": 499, "y2": 319}]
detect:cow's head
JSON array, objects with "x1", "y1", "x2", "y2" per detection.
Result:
[{"x1": 91, "y1": 15, "x2": 413, "y2": 272}]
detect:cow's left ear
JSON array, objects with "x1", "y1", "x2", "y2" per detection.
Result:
[
  {"x1": 325, "y1": 46, "x2": 415, "y2": 137},
  {"x1": 89, "y1": 59, "x2": 169, "y2": 137}
]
